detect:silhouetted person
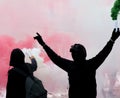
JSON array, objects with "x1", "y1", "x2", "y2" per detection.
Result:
[
  {"x1": 34, "y1": 28, "x2": 120, "y2": 98},
  {"x1": 6, "y1": 48, "x2": 37, "y2": 98}
]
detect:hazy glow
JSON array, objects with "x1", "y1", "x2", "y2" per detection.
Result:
[{"x1": 0, "y1": 0, "x2": 120, "y2": 98}]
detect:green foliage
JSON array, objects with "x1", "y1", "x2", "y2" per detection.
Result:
[{"x1": 111, "y1": 0, "x2": 120, "y2": 20}]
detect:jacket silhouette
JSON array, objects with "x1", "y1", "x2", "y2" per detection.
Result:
[
  {"x1": 6, "y1": 48, "x2": 37, "y2": 98},
  {"x1": 34, "y1": 28, "x2": 120, "y2": 98}
]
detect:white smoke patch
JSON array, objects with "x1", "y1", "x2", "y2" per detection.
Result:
[
  {"x1": 22, "y1": 47, "x2": 45, "y2": 67},
  {"x1": 0, "y1": 88, "x2": 6, "y2": 98},
  {"x1": 34, "y1": 61, "x2": 69, "y2": 94}
]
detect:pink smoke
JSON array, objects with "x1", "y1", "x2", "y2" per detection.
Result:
[
  {"x1": 105, "y1": 0, "x2": 114, "y2": 5},
  {"x1": 39, "y1": 33, "x2": 76, "y2": 62},
  {"x1": 0, "y1": 35, "x2": 34, "y2": 87},
  {"x1": 0, "y1": 32, "x2": 76, "y2": 88}
]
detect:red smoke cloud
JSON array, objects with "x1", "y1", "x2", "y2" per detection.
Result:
[
  {"x1": 0, "y1": 35, "x2": 34, "y2": 87},
  {"x1": 0, "y1": 33, "x2": 76, "y2": 88},
  {"x1": 39, "y1": 33, "x2": 75, "y2": 62}
]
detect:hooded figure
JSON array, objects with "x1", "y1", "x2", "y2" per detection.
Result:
[
  {"x1": 34, "y1": 28, "x2": 120, "y2": 98},
  {"x1": 6, "y1": 48, "x2": 37, "y2": 98}
]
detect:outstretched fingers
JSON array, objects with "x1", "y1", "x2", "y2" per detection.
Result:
[
  {"x1": 34, "y1": 32, "x2": 41, "y2": 39},
  {"x1": 113, "y1": 28, "x2": 116, "y2": 33}
]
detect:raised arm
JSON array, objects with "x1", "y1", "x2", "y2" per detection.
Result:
[
  {"x1": 89, "y1": 28, "x2": 120, "y2": 70},
  {"x1": 29, "y1": 56, "x2": 37, "y2": 72},
  {"x1": 34, "y1": 33, "x2": 71, "y2": 72}
]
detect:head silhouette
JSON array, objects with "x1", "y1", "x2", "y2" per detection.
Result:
[
  {"x1": 10, "y1": 48, "x2": 25, "y2": 67},
  {"x1": 70, "y1": 44, "x2": 86, "y2": 62}
]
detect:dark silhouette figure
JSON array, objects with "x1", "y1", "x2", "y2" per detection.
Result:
[
  {"x1": 34, "y1": 28, "x2": 120, "y2": 98},
  {"x1": 6, "y1": 48, "x2": 37, "y2": 98}
]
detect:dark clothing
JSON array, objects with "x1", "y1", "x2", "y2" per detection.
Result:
[
  {"x1": 6, "y1": 58, "x2": 37, "y2": 98},
  {"x1": 6, "y1": 68, "x2": 26, "y2": 98},
  {"x1": 42, "y1": 40, "x2": 114, "y2": 98}
]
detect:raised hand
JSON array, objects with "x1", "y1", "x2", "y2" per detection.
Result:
[
  {"x1": 34, "y1": 32, "x2": 45, "y2": 46},
  {"x1": 111, "y1": 28, "x2": 120, "y2": 42}
]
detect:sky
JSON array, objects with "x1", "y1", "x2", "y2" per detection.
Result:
[{"x1": 0, "y1": 0, "x2": 120, "y2": 97}]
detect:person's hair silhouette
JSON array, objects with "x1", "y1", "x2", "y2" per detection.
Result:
[
  {"x1": 34, "y1": 28, "x2": 120, "y2": 98},
  {"x1": 10, "y1": 48, "x2": 25, "y2": 67},
  {"x1": 6, "y1": 48, "x2": 37, "y2": 98},
  {"x1": 70, "y1": 44, "x2": 87, "y2": 61}
]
